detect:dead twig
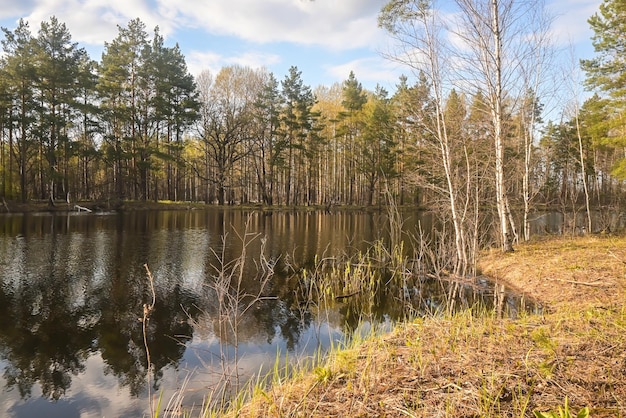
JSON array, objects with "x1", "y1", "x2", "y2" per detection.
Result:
[
  {"x1": 544, "y1": 276, "x2": 607, "y2": 287},
  {"x1": 608, "y1": 250, "x2": 626, "y2": 265},
  {"x1": 335, "y1": 290, "x2": 362, "y2": 301}
]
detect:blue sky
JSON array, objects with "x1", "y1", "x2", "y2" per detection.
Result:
[{"x1": 0, "y1": 0, "x2": 602, "y2": 93}]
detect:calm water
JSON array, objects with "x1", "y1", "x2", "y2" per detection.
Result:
[{"x1": 0, "y1": 208, "x2": 548, "y2": 417}]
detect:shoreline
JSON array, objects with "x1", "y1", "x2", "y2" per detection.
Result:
[
  {"x1": 223, "y1": 235, "x2": 626, "y2": 417},
  {"x1": 0, "y1": 199, "x2": 606, "y2": 215}
]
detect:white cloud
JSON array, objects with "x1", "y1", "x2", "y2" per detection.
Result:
[
  {"x1": 2, "y1": 0, "x2": 391, "y2": 68},
  {"x1": 326, "y1": 56, "x2": 405, "y2": 90},
  {"x1": 1, "y1": 0, "x2": 599, "y2": 93},
  {"x1": 187, "y1": 50, "x2": 282, "y2": 77},
  {"x1": 0, "y1": 1, "x2": 35, "y2": 21},
  {"x1": 16, "y1": 0, "x2": 175, "y2": 46},
  {"x1": 157, "y1": 0, "x2": 388, "y2": 50}
]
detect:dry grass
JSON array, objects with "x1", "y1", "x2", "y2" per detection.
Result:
[
  {"x1": 479, "y1": 235, "x2": 626, "y2": 311},
  {"x1": 225, "y1": 235, "x2": 626, "y2": 417}
]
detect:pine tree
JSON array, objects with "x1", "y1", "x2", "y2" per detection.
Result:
[
  {"x1": 35, "y1": 16, "x2": 85, "y2": 203},
  {"x1": 280, "y1": 66, "x2": 317, "y2": 205},
  {"x1": 338, "y1": 71, "x2": 367, "y2": 204},
  {"x1": 98, "y1": 18, "x2": 149, "y2": 199},
  {"x1": 581, "y1": 0, "x2": 626, "y2": 103},
  {"x1": 72, "y1": 50, "x2": 100, "y2": 200},
  {"x1": 141, "y1": 29, "x2": 198, "y2": 200},
  {"x1": 1, "y1": 19, "x2": 38, "y2": 202},
  {"x1": 359, "y1": 85, "x2": 397, "y2": 205},
  {"x1": 581, "y1": 0, "x2": 626, "y2": 179}
]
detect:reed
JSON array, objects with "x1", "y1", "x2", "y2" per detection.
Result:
[
  {"x1": 145, "y1": 211, "x2": 626, "y2": 417},
  {"x1": 147, "y1": 205, "x2": 427, "y2": 417},
  {"x1": 144, "y1": 211, "x2": 388, "y2": 416}
]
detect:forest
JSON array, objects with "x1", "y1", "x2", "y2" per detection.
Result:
[{"x1": 0, "y1": 1, "x2": 624, "y2": 251}]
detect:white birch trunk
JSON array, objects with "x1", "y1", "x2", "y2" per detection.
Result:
[
  {"x1": 423, "y1": 13, "x2": 469, "y2": 275},
  {"x1": 575, "y1": 111, "x2": 592, "y2": 233},
  {"x1": 491, "y1": 0, "x2": 514, "y2": 252}
]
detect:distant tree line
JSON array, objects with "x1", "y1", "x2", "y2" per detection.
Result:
[{"x1": 0, "y1": 12, "x2": 624, "y2": 221}]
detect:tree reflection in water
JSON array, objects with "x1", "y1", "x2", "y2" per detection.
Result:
[{"x1": 0, "y1": 209, "x2": 538, "y2": 417}]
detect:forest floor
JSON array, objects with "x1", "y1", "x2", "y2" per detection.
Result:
[{"x1": 227, "y1": 235, "x2": 626, "y2": 417}]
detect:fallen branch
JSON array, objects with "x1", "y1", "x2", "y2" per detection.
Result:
[
  {"x1": 335, "y1": 290, "x2": 361, "y2": 301},
  {"x1": 74, "y1": 204, "x2": 93, "y2": 213},
  {"x1": 608, "y1": 250, "x2": 626, "y2": 265},
  {"x1": 544, "y1": 277, "x2": 607, "y2": 287}
]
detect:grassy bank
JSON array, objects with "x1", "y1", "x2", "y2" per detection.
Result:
[{"x1": 219, "y1": 235, "x2": 626, "y2": 417}]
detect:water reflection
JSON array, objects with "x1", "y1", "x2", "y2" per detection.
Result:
[{"x1": 0, "y1": 209, "x2": 535, "y2": 417}]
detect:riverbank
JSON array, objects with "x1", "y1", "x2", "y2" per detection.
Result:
[
  {"x1": 0, "y1": 199, "x2": 372, "y2": 213},
  {"x1": 225, "y1": 235, "x2": 626, "y2": 417},
  {"x1": 0, "y1": 199, "x2": 211, "y2": 213}
]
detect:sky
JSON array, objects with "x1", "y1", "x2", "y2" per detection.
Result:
[{"x1": 0, "y1": 0, "x2": 603, "y2": 93}]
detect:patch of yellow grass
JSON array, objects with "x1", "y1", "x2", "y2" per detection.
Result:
[
  {"x1": 478, "y1": 235, "x2": 626, "y2": 310},
  {"x1": 229, "y1": 304, "x2": 626, "y2": 417}
]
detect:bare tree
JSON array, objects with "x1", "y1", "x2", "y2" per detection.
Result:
[
  {"x1": 450, "y1": 0, "x2": 508, "y2": 251},
  {"x1": 516, "y1": 10, "x2": 554, "y2": 241},
  {"x1": 194, "y1": 66, "x2": 265, "y2": 205},
  {"x1": 448, "y1": 0, "x2": 553, "y2": 250},
  {"x1": 381, "y1": 0, "x2": 554, "y2": 256},
  {"x1": 380, "y1": 1, "x2": 470, "y2": 275},
  {"x1": 567, "y1": 49, "x2": 593, "y2": 234}
]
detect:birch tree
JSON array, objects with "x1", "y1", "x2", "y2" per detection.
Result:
[
  {"x1": 456, "y1": 0, "x2": 553, "y2": 249},
  {"x1": 380, "y1": 0, "x2": 470, "y2": 275},
  {"x1": 517, "y1": 90, "x2": 544, "y2": 240},
  {"x1": 516, "y1": 14, "x2": 553, "y2": 241},
  {"x1": 567, "y1": 53, "x2": 593, "y2": 234},
  {"x1": 451, "y1": 0, "x2": 507, "y2": 251},
  {"x1": 381, "y1": 0, "x2": 553, "y2": 256}
]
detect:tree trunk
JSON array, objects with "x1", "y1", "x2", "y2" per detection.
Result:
[
  {"x1": 575, "y1": 110, "x2": 592, "y2": 233},
  {"x1": 491, "y1": 0, "x2": 514, "y2": 252}
]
